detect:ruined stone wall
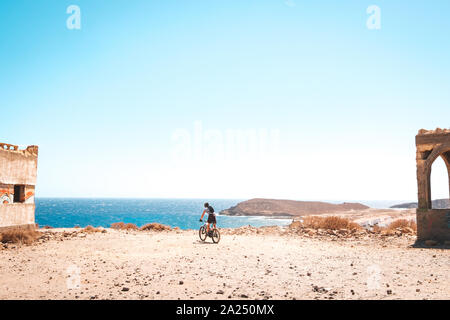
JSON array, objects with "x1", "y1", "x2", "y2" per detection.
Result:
[
  {"x1": 0, "y1": 146, "x2": 38, "y2": 185},
  {"x1": 0, "y1": 184, "x2": 35, "y2": 204},
  {"x1": 0, "y1": 144, "x2": 38, "y2": 228},
  {"x1": 416, "y1": 209, "x2": 450, "y2": 242},
  {"x1": 415, "y1": 129, "x2": 450, "y2": 241},
  {"x1": 0, "y1": 203, "x2": 35, "y2": 228}
]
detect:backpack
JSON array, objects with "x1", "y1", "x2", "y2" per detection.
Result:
[{"x1": 208, "y1": 205, "x2": 215, "y2": 214}]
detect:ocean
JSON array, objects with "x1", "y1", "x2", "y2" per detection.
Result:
[
  {"x1": 35, "y1": 198, "x2": 293, "y2": 230},
  {"x1": 35, "y1": 198, "x2": 411, "y2": 230}
]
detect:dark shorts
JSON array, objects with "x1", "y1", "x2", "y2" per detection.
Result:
[{"x1": 207, "y1": 214, "x2": 216, "y2": 224}]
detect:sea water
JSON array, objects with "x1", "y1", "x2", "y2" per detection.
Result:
[
  {"x1": 35, "y1": 198, "x2": 292, "y2": 229},
  {"x1": 35, "y1": 198, "x2": 410, "y2": 230}
]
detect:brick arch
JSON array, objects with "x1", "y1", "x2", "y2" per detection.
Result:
[
  {"x1": 415, "y1": 130, "x2": 450, "y2": 241},
  {"x1": 422, "y1": 143, "x2": 450, "y2": 209},
  {"x1": 424, "y1": 143, "x2": 450, "y2": 173}
]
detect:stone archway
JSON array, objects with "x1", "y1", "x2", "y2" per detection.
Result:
[
  {"x1": 433, "y1": 150, "x2": 450, "y2": 206},
  {"x1": 415, "y1": 129, "x2": 450, "y2": 241},
  {"x1": 417, "y1": 144, "x2": 450, "y2": 209}
]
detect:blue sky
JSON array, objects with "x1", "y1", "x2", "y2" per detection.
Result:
[{"x1": 1, "y1": 0, "x2": 449, "y2": 200}]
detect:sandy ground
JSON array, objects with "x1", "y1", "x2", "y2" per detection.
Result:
[{"x1": 0, "y1": 227, "x2": 448, "y2": 300}]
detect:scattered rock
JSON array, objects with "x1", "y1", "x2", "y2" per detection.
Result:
[
  {"x1": 312, "y1": 285, "x2": 328, "y2": 294},
  {"x1": 122, "y1": 287, "x2": 129, "y2": 292}
]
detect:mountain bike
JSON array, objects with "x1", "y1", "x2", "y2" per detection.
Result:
[{"x1": 199, "y1": 222, "x2": 220, "y2": 243}]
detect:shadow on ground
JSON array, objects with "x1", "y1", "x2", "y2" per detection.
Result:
[
  {"x1": 192, "y1": 240, "x2": 218, "y2": 245},
  {"x1": 411, "y1": 240, "x2": 449, "y2": 250}
]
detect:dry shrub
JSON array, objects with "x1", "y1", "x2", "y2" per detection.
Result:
[
  {"x1": 0, "y1": 228, "x2": 41, "y2": 245},
  {"x1": 140, "y1": 223, "x2": 171, "y2": 232},
  {"x1": 110, "y1": 222, "x2": 139, "y2": 230},
  {"x1": 387, "y1": 219, "x2": 417, "y2": 231},
  {"x1": 83, "y1": 225, "x2": 102, "y2": 233},
  {"x1": 302, "y1": 216, "x2": 362, "y2": 231},
  {"x1": 110, "y1": 222, "x2": 124, "y2": 229},
  {"x1": 370, "y1": 219, "x2": 417, "y2": 235},
  {"x1": 111, "y1": 222, "x2": 171, "y2": 232},
  {"x1": 289, "y1": 221, "x2": 302, "y2": 229}
]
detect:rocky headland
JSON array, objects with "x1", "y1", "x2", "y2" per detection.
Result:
[
  {"x1": 220, "y1": 198, "x2": 370, "y2": 217},
  {"x1": 390, "y1": 199, "x2": 450, "y2": 209}
]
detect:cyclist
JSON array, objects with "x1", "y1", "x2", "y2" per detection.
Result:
[{"x1": 199, "y1": 202, "x2": 216, "y2": 236}]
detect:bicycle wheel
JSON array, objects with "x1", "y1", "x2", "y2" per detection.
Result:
[
  {"x1": 199, "y1": 226, "x2": 207, "y2": 241},
  {"x1": 211, "y1": 228, "x2": 220, "y2": 244}
]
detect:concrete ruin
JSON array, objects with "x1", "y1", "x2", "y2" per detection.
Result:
[
  {"x1": 0, "y1": 143, "x2": 38, "y2": 230},
  {"x1": 416, "y1": 129, "x2": 450, "y2": 242}
]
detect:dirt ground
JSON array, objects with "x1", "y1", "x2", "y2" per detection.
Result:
[{"x1": 0, "y1": 228, "x2": 448, "y2": 300}]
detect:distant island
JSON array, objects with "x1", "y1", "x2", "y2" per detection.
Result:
[
  {"x1": 219, "y1": 198, "x2": 369, "y2": 217},
  {"x1": 390, "y1": 199, "x2": 450, "y2": 209}
]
